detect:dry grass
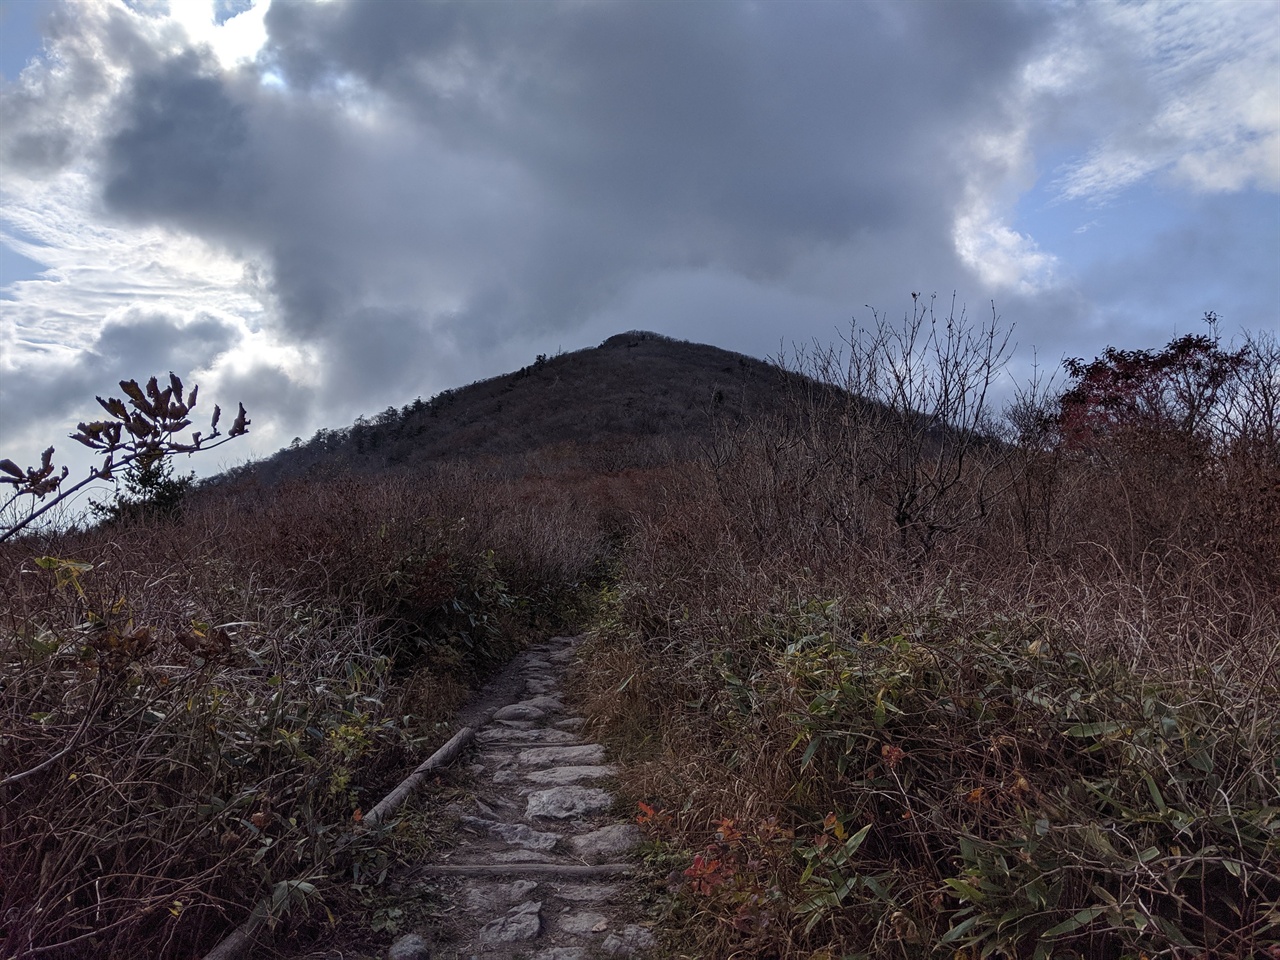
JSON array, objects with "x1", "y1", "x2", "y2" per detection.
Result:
[
  {"x1": 0, "y1": 458, "x2": 634, "y2": 959},
  {"x1": 574, "y1": 325, "x2": 1280, "y2": 959},
  {"x1": 3, "y1": 322, "x2": 1275, "y2": 959}
]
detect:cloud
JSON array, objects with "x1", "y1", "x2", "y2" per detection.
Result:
[
  {"x1": 103, "y1": 50, "x2": 257, "y2": 226},
  {"x1": 1052, "y1": 1, "x2": 1280, "y2": 202},
  {"x1": 0, "y1": 0, "x2": 1276, "y2": 485}
]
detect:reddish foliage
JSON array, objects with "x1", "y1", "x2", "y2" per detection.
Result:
[{"x1": 1058, "y1": 323, "x2": 1249, "y2": 449}]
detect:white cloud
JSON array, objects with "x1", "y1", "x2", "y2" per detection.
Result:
[
  {"x1": 171, "y1": 0, "x2": 271, "y2": 70},
  {"x1": 949, "y1": 0, "x2": 1278, "y2": 296},
  {"x1": 952, "y1": 197, "x2": 1058, "y2": 296},
  {"x1": 1056, "y1": 0, "x2": 1280, "y2": 201}
]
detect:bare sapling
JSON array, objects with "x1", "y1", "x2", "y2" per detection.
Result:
[
  {"x1": 786, "y1": 293, "x2": 1015, "y2": 562},
  {"x1": 0, "y1": 373, "x2": 249, "y2": 541}
]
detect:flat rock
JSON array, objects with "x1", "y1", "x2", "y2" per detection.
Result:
[
  {"x1": 463, "y1": 879, "x2": 538, "y2": 913},
  {"x1": 526, "y1": 786, "x2": 614, "y2": 820},
  {"x1": 532, "y1": 950, "x2": 588, "y2": 960},
  {"x1": 519, "y1": 744, "x2": 606, "y2": 767},
  {"x1": 493, "y1": 703, "x2": 546, "y2": 722},
  {"x1": 525, "y1": 678, "x2": 556, "y2": 695},
  {"x1": 554, "y1": 717, "x2": 585, "y2": 731},
  {"x1": 602, "y1": 924, "x2": 657, "y2": 956},
  {"x1": 460, "y1": 816, "x2": 560, "y2": 851},
  {"x1": 570, "y1": 824, "x2": 641, "y2": 860},
  {"x1": 558, "y1": 910, "x2": 609, "y2": 935},
  {"x1": 477, "y1": 727, "x2": 580, "y2": 745},
  {"x1": 387, "y1": 932, "x2": 431, "y2": 960},
  {"x1": 478, "y1": 900, "x2": 542, "y2": 943},
  {"x1": 524, "y1": 695, "x2": 565, "y2": 710},
  {"x1": 496, "y1": 718, "x2": 538, "y2": 729},
  {"x1": 523, "y1": 765, "x2": 617, "y2": 786}
]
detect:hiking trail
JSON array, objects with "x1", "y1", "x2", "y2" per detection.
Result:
[{"x1": 386, "y1": 634, "x2": 657, "y2": 960}]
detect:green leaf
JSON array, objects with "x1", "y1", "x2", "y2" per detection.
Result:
[
  {"x1": 1041, "y1": 905, "x2": 1106, "y2": 938},
  {"x1": 861, "y1": 875, "x2": 892, "y2": 902},
  {"x1": 1024, "y1": 878, "x2": 1049, "y2": 908},
  {"x1": 1064, "y1": 721, "x2": 1125, "y2": 737},
  {"x1": 1187, "y1": 748, "x2": 1214, "y2": 773},
  {"x1": 800, "y1": 736, "x2": 822, "y2": 769},
  {"x1": 944, "y1": 878, "x2": 986, "y2": 903},
  {"x1": 843, "y1": 822, "x2": 872, "y2": 855},
  {"x1": 1151, "y1": 915, "x2": 1194, "y2": 946},
  {"x1": 1143, "y1": 772, "x2": 1167, "y2": 812},
  {"x1": 939, "y1": 914, "x2": 981, "y2": 944}
]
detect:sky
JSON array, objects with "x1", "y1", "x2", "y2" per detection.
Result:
[{"x1": 1, "y1": 0, "x2": 1278, "y2": 484}]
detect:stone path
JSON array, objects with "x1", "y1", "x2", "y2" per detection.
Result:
[{"x1": 390, "y1": 635, "x2": 655, "y2": 960}]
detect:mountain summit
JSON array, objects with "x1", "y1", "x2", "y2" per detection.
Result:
[{"x1": 245, "y1": 331, "x2": 796, "y2": 480}]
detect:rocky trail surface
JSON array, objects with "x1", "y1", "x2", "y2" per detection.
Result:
[{"x1": 384, "y1": 635, "x2": 657, "y2": 960}]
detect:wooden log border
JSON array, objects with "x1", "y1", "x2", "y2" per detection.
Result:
[{"x1": 201, "y1": 723, "x2": 479, "y2": 960}]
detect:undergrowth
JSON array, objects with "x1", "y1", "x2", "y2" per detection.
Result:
[
  {"x1": 575, "y1": 315, "x2": 1280, "y2": 959},
  {"x1": 0, "y1": 463, "x2": 634, "y2": 958},
  {"x1": 3, "y1": 312, "x2": 1276, "y2": 959}
]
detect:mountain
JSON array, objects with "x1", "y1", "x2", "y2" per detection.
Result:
[{"x1": 234, "y1": 331, "x2": 801, "y2": 481}]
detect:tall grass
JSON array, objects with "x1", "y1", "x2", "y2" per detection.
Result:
[
  {"x1": 3, "y1": 318, "x2": 1274, "y2": 959},
  {"x1": 0, "y1": 461, "x2": 633, "y2": 959}
]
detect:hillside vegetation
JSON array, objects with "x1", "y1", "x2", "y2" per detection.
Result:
[
  {"x1": 234, "y1": 330, "x2": 795, "y2": 482},
  {"x1": 1, "y1": 310, "x2": 1277, "y2": 959}
]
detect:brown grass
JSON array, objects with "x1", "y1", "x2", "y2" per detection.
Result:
[
  {"x1": 3, "y1": 322, "x2": 1275, "y2": 959},
  {"x1": 0, "y1": 456, "x2": 646, "y2": 959},
  {"x1": 573, "y1": 323, "x2": 1280, "y2": 959}
]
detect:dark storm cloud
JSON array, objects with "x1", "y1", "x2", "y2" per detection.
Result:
[
  {"x1": 88, "y1": 0, "x2": 1057, "y2": 380},
  {"x1": 103, "y1": 50, "x2": 256, "y2": 226},
  {"x1": 8, "y1": 0, "x2": 1071, "y2": 448},
  {"x1": 328, "y1": 306, "x2": 437, "y2": 396},
  {"x1": 263, "y1": 0, "x2": 1047, "y2": 253}
]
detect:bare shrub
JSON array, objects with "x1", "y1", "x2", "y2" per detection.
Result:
[
  {"x1": 724, "y1": 293, "x2": 1015, "y2": 566},
  {"x1": 1, "y1": 373, "x2": 248, "y2": 543}
]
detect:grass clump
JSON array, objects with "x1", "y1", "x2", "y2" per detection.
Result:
[{"x1": 583, "y1": 538, "x2": 1278, "y2": 959}]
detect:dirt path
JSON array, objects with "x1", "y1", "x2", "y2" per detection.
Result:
[{"x1": 386, "y1": 635, "x2": 656, "y2": 960}]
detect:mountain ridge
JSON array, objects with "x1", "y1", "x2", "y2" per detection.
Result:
[{"x1": 233, "y1": 330, "x2": 803, "y2": 482}]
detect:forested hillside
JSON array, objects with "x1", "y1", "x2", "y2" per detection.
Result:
[{"x1": 231, "y1": 331, "x2": 796, "y2": 483}]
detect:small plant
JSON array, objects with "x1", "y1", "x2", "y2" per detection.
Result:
[{"x1": 90, "y1": 454, "x2": 195, "y2": 524}]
